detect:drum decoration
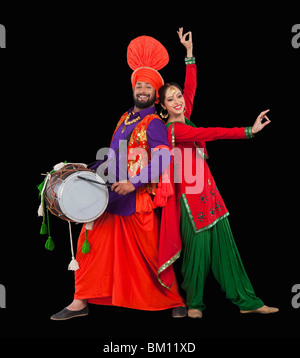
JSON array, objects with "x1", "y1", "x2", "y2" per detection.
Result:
[{"x1": 37, "y1": 162, "x2": 109, "y2": 271}]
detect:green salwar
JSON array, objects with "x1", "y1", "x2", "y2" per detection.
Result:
[{"x1": 180, "y1": 198, "x2": 264, "y2": 312}]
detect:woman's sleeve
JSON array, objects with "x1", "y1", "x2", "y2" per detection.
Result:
[
  {"x1": 173, "y1": 122, "x2": 254, "y2": 142},
  {"x1": 183, "y1": 63, "x2": 197, "y2": 120}
]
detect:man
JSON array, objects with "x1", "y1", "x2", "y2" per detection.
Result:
[{"x1": 51, "y1": 36, "x2": 185, "y2": 320}]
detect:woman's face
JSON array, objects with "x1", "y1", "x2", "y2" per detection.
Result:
[{"x1": 161, "y1": 86, "x2": 185, "y2": 116}]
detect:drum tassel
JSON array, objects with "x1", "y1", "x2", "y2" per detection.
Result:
[
  {"x1": 37, "y1": 173, "x2": 51, "y2": 217},
  {"x1": 81, "y1": 228, "x2": 91, "y2": 254},
  {"x1": 68, "y1": 221, "x2": 80, "y2": 271}
]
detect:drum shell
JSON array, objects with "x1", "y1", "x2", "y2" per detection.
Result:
[{"x1": 44, "y1": 164, "x2": 108, "y2": 223}]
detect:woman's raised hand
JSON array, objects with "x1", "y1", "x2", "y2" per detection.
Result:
[{"x1": 177, "y1": 27, "x2": 193, "y2": 58}]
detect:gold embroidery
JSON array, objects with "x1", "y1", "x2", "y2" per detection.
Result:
[
  {"x1": 126, "y1": 114, "x2": 160, "y2": 195},
  {"x1": 138, "y1": 125, "x2": 147, "y2": 142},
  {"x1": 158, "y1": 250, "x2": 181, "y2": 289}
]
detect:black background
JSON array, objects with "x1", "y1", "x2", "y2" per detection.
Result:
[{"x1": 0, "y1": 3, "x2": 299, "y2": 354}]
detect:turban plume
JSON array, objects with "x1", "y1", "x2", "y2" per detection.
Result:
[{"x1": 127, "y1": 36, "x2": 169, "y2": 100}]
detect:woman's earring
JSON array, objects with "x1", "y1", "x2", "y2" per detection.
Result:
[{"x1": 160, "y1": 108, "x2": 169, "y2": 119}]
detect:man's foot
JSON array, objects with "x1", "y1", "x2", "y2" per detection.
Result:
[
  {"x1": 188, "y1": 309, "x2": 202, "y2": 319},
  {"x1": 172, "y1": 306, "x2": 187, "y2": 318},
  {"x1": 66, "y1": 299, "x2": 87, "y2": 311},
  {"x1": 50, "y1": 306, "x2": 89, "y2": 320},
  {"x1": 50, "y1": 299, "x2": 88, "y2": 320},
  {"x1": 240, "y1": 305, "x2": 279, "y2": 314}
]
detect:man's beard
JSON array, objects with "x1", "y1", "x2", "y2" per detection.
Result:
[{"x1": 133, "y1": 92, "x2": 156, "y2": 109}]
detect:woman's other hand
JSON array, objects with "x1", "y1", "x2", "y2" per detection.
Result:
[{"x1": 252, "y1": 109, "x2": 271, "y2": 134}]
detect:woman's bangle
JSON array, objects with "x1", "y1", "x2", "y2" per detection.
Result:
[
  {"x1": 245, "y1": 126, "x2": 254, "y2": 139},
  {"x1": 185, "y1": 57, "x2": 196, "y2": 65}
]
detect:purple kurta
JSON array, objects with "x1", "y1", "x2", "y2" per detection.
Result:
[{"x1": 91, "y1": 106, "x2": 169, "y2": 216}]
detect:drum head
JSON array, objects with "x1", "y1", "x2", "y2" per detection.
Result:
[{"x1": 58, "y1": 171, "x2": 108, "y2": 223}]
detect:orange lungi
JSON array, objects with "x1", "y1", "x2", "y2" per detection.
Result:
[{"x1": 74, "y1": 210, "x2": 185, "y2": 311}]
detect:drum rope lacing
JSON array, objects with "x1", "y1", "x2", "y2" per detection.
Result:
[{"x1": 45, "y1": 164, "x2": 90, "y2": 221}]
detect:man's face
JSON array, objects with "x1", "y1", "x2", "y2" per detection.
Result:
[{"x1": 133, "y1": 81, "x2": 156, "y2": 110}]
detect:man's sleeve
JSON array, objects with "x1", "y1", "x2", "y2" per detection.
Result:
[{"x1": 130, "y1": 118, "x2": 171, "y2": 189}]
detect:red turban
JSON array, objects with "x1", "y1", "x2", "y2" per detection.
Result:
[{"x1": 127, "y1": 36, "x2": 169, "y2": 101}]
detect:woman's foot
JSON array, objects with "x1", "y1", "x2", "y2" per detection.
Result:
[
  {"x1": 240, "y1": 305, "x2": 279, "y2": 314},
  {"x1": 188, "y1": 309, "x2": 202, "y2": 319}
]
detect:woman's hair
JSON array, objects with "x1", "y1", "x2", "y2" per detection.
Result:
[{"x1": 158, "y1": 82, "x2": 183, "y2": 105}]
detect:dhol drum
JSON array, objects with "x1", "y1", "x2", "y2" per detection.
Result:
[{"x1": 44, "y1": 163, "x2": 108, "y2": 223}]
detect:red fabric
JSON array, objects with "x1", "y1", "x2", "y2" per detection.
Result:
[
  {"x1": 182, "y1": 64, "x2": 209, "y2": 158},
  {"x1": 169, "y1": 123, "x2": 247, "y2": 231},
  {"x1": 167, "y1": 63, "x2": 248, "y2": 232},
  {"x1": 171, "y1": 124, "x2": 247, "y2": 142},
  {"x1": 131, "y1": 68, "x2": 164, "y2": 102},
  {"x1": 74, "y1": 211, "x2": 185, "y2": 310},
  {"x1": 157, "y1": 157, "x2": 182, "y2": 288},
  {"x1": 127, "y1": 35, "x2": 169, "y2": 101},
  {"x1": 127, "y1": 36, "x2": 169, "y2": 71},
  {"x1": 183, "y1": 64, "x2": 197, "y2": 119}
]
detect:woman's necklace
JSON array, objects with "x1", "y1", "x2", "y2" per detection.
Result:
[{"x1": 121, "y1": 112, "x2": 141, "y2": 133}]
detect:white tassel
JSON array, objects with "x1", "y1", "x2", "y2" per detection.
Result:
[
  {"x1": 85, "y1": 220, "x2": 95, "y2": 230},
  {"x1": 38, "y1": 173, "x2": 50, "y2": 217},
  {"x1": 38, "y1": 202, "x2": 44, "y2": 217},
  {"x1": 68, "y1": 257, "x2": 80, "y2": 271},
  {"x1": 53, "y1": 162, "x2": 66, "y2": 171},
  {"x1": 67, "y1": 221, "x2": 80, "y2": 271}
]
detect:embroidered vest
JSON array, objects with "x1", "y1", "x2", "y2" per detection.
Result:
[{"x1": 112, "y1": 112, "x2": 163, "y2": 212}]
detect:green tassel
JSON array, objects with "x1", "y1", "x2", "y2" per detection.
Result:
[
  {"x1": 40, "y1": 220, "x2": 48, "y2": 235},
  {"x1": 82, "y1": 228, "x2": 90, "y2": 253},
  {"x1": 39, "y1": 194, "x2": 48, "y2": 235},
  {"x1": 44, "y1": 209, "x2": 54, "y2": 251},
  {"x1": 45, "y1": 236, "x2": 55, "y2": 251}
]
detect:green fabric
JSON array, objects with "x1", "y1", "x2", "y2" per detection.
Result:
[
  {"x1": 165, "y1": 117, "x2": 192, "y2": 131},
  {"x1": 180, "y1": 196, "x2": 264, "y2": 311}
]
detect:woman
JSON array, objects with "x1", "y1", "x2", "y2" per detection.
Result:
[{"x1": 160, "y1": 28, "x2": 278, "y2": 318}]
